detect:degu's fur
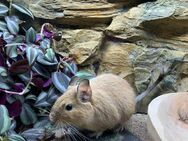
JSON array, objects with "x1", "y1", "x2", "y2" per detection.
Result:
[{"x1": 49, "y1": 74, "x2": 153, "y2": 138}]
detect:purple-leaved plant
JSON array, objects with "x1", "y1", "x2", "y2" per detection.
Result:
[{"x1": 0, "y1": 2, "x2": 79, "y2": 141}]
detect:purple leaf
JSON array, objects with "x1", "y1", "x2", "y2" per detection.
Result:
[
  {"x1": 7, "y1": 100, "x2": 22, "y2": 117},
  {"x1": 12, "y1": 83, "x2": 25, "y2": 92},
  {"x1": 0, "y1": 37, "x2": 6, "y2": 48},
  {"x1": 43, "y1": 78, "x2": 52, "y2": 88},
  {"x1": 36, "y1": 33, "x2": 42, "y2": 43},
  {"x1": 9, "y1": 59, "x2": 30, "y2": 74},
  {"x1": 0, "y1": 93, "x2": 6, "y2": 104},
  {"x1": 0, "y1": 52, "x2": 5, "y2": 66},
  {"x1": 32, "y1": 76, "x2": 45, "y2": 89},
  {"x1": 42, "y1": 24, "x2": 55, "y2": 38}
]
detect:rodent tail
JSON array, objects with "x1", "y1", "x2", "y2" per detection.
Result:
[
  {"x1": 135, "y1": 58, "x2": 180, "y2": 104},
  {"x1": 135, "y1": 74, "x2": 164, "y2": 104}
]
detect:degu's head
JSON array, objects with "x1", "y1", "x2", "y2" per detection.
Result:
[{"x1": 49, "y1": 77, "x2": 94, "y2": 129}]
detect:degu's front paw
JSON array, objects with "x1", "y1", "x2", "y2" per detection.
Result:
[
  {"x1": 54, "y1": 128, "x2": 66, "y2": 138},
  {"x1": 88, "y1": 131, "x2": 103, "y2": 139}
]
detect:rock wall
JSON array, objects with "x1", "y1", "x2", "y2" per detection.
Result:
[{"x1": 12, "y1": 0, "x2": 188, "y2": 112}]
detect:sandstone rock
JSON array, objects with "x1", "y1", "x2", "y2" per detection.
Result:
[
  {"x1": 98, "y1": 41, "x2": 142, "y2": 86},
  {"x1": 28, "y1": 0, "x2": 153, "y2": 26},
  {"x1": 106, "y1": 0, "x2": 188, "y2": 51},
  {"x1": 177, "y1": 62, "x2": 188, "y2": 92},
  {"x1": 29, "y1": 0, "x2": 123, "y2": 26},
  {"x1": 104, "y1": 0, "x2": 188, "y2": 113},
  {"x1": 134, "y1": 48, "x2": 187, "y2": 112},
  {"x1": 57, "y1": 29, "x2": 104, "y2": 65}
]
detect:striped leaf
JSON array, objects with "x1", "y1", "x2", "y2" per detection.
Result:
[
  {"x1": 64, "y1": 61, "x2": 77, "y2": 75},
  {"x1": 75, "y1": 71, "x2": 95, "y2": 80},
  {"x1": 34, "y1": 91, "x2": 50, "y2": 107},
  {"x1": 3, "y1": 32, "x2": 14, "y2": 43},
  {"x1": 0, "y1": 66, "x2": 7, "y2": 76},
  {"x1": 6, "y1": 45, "x2": 17, "y2": 58},
  {"x1": 44, "y1": 48, "x2": 55, "y2": 62},
  {"x1": 37, "y1": 54, "x2": 58, "y2": 66},
  {"x1": 5, "y1": 16, "x2": 19, "y2": 35},
  {"x1": 52, "y1": 72, "x2": 70, "y2": 93},
  {"x1": 40, "y1": 38, "x2": 50, "y2": 49},
  {"x1": 26, "y1": 46, "x2": 39, "y2": 66},
  {"x1": 0, "y1": 4, "x2": 8, "y2": 15},
  {"x1": 11, "y1": 3, "x2": 34, "y2": 19},
  {"x1": 0, "y1": 21, "x2": 7, "y2": 32},
  {"x1": 8, "y1": 134, "x2": 26, "y2": 141},
  {"x1": 26, "y1": 27, "x2": 36, "y2": 43},
  {"x1": 20, "y1": 104, "x2": 37, "y2": 125},
  {"x1": 0, "y1": 105, "x2": 11, "y2": 134},
  {"x1": 0, "y1": 81, "x2": 10, "y2": 90},
  {"x1": 21, "y1": 128, "x2": 45, "y2": 141}
]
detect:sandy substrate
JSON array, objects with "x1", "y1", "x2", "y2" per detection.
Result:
[
  {"x1": 53, "y1": 113, "x2": 151, "y2": 141},
  {"x1": 125, "y1": 114, "x2": 151, "y2": 141}
]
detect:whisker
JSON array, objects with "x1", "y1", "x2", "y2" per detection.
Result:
[
  {"x1": 70, "y1": 133, "x2": 78, "y2": 141},
  {"x1": 67, "y1": 124, "x2": 90, "y2": 141},
  {"x1": 52, "y1": 119, "x2": 90, "y2": 141},
  {"x1": 68, "y1": 128, "x2": 83, "y2": 141}
]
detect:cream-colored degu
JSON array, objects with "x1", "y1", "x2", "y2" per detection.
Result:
[{"x1": 49, "y1": 73, "x2": 145, "y2": 138}]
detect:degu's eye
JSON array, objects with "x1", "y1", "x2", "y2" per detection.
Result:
[{"x1": 65, "y1": 104, "x2": 73, "y2": 111}]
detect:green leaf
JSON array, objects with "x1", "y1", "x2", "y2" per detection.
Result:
[
  {"x1": 37, "y1": 54, "x2": 58, "y2": 66},
  {"x1": 0, "y1": 105, "x2": 11, "y2": 135},
  {"x1": 5, "y1": 16, "x2": 19, "y2": 35},
  {"x1": 0, "y1": 21, "x2": 7, "y2": 32},
  {"x1": 32, "y1": 62, "x2": 50, "y2": 78},
  {"x1": 26, "y1": 27, "x2": 36, "y2": 43},
  {"x1": 75, "y1": 71, "x2": 95, "y2": 80},
  {"x1": 0, "y1": 4, "x2": 8, "y2": 15},
  {"x1": 35, "y1": 91, "x2": 50, "y2": 107},
  {"x1": 13, "y1": 35, "x2": 25, "y2": 43},
  {"x1": 25, "y1": 95, "x2": 37, "y2": 101},
  {"x1": 21, "y1": 128, "x2": 45, "y2": 140},
  {"x1": 44, "y1": 48, "x2": 55, "y2": 62},
  {"x1": 3, "y1": 32, "x2": 14, "y2": 43},
  {"x1": 63, "y1": 62, "x2": 77, "y2": 75},
  {"x1": 6, "y1": 45, "x2": 17, "y2": 58},
  {"x1": 8, "y1": 134, "x2": 26, "y2": 141},
  {"x1": 52, "y1": 72, "x2": 70, "y2": 93},
  {"x1": 6, "y1": 43, "x2": 25, "y2": 47},
  {"x1": 0, "y1": 66, "x2": 7, "y2": 76},
  {"x1": 40, "y1": 39, "x2": 50, "y2": 49},
  {"x1": 34, "y1": 119, "x2": 51, "y2": 128},
  {"x1": 0, "y1": 81, "x2": 10, "y2": 90},
  {"x1": 11, "y1": 3, "x2": 34, "y2": 19},
  {"x1": 20, "y1": 104, "x2": 37, "y2": 125},
  {"x1": 26, "y1": 46, "x2": 39, "y2": 66}
]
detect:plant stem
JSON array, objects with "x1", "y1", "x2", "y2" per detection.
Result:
[
  {"x1": 40, "y1": 23, "x2": 48, "y2": 38},
  {"x1": 3, "y1": 71, "x2": 33, "y2": 95},
  {"x1": 9, "y1": 0, "x2": 13, "y2": 15},
  {"x1": 37, "y1": 107, "x2": 50, "y2": 114}
]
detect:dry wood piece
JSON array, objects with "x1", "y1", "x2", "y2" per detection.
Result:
[{"x1": 147, "y1": 92, "x2": 188, "y2": 141}]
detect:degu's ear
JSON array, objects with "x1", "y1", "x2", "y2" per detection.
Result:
[
  {"x1": 69, "y1": 76, "x2": 80, "y2": 86},
  {"x1": 77, "y1": 79, "x2": 92, "y2": 103}
]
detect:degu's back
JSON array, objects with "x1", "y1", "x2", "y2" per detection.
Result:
[{"x1": 89, "y1": 74, "x2": 136, "y2": 127}]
